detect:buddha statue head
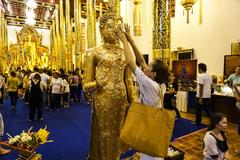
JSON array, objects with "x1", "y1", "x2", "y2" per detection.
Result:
[{"x1": 99, "y1": 6, "x2": 123, "y2": 44}]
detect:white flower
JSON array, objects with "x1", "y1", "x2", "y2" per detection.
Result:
[
  {"x1": 9, "y1": 138, "x2": 18, "y2": 144},
  {"x1": 14, "y1": 135, "x2": 21, "y2": 139},
  {"x1": 21, "y1": 135, "x2": 29, "y2": 143}
]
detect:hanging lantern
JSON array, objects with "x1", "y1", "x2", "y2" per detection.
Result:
[
  {"x1": 180, "y1": 0, "x2": 196, "y2": 23},
  {"x1": 133, "y1": 0, "x2": 142, "y2": 36}
]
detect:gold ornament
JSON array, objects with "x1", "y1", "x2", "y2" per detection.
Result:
[{"x1": 180, "y1": 0, "x2": 196, "y2": 23}]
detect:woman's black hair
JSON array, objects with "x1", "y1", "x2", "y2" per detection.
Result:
[
  {"x1": 207, "y1": 113, "x2": 227, "y2": 131},
  {"x1": 198, "y1": 63, "x2": 207, "y2": 72},
  {"x1": 33, "y1": 73, "x2": 41, "y2": 81},
  {"x1": 10, "y1": 71, "x2": 16, "y2": 77},
  {"x1": 152, "y1": 59, "x2": 170, "y2": 84}
]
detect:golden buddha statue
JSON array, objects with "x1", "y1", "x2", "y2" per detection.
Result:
[{"x1": 83, "y1": 6, "x2": 136, "y2": 160}]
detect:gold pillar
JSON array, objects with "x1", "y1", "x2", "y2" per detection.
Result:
[
  {"x1": 51, "y1": 19, "x2": 56, "y2": 69},
  {"x1": 133, "y1": 0, "x2": 142, "y2": 36},
  {"x1": 55, "y1": 5, "x2": 61, "y2": 70},
  {"x1": 0, "y1": 9, "x2": 2, "y2": 70},
  {"x1": 66, "y1": 0, "x2": 73, "y2": 71},
  {"x1": 152, "y1": 0, "x2": 171, "y2": 64},
  {"x1": 0, "y1": 9, "x2": 7, "y2": 71},
  {"x1": 50, "y1": 25, "x2": 54, "y2": 69},
  {"x1": 51, "y1": 6, "x2": 58, "y2": 70},
  {"x1": 4, "y1": 19, "x2": 8, "y2": 71},
  {"x1": 59, "y1": 0, "x2": 66, "y2": 70},
  {"x1": 87, "y1": 0, "x2": 96, "y2": 48},
  {"x1": 74, "y1": 0, "x2": 82, "y2": 70}
]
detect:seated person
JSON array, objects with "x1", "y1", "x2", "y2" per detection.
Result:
[
  {"x1": 225, "y1": 66, "x2": 240, "y2": 86},
  {"x1": 0, "y1": 113, "x2": 11, "y2": 155}
]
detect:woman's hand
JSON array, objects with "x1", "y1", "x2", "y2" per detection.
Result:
[
  {"x1": 124, "y1": 23, "x2": 132, "y2": 42},
  {"x1": 115, "y1": 26, "x2": 128, "y2": 43}
]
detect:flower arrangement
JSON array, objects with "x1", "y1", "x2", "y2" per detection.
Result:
[{"x1": 7, "y1": 126, "x2": 53, "y2": 151}]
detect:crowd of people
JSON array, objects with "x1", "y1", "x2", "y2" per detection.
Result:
[{"x1": 0, "y1": 67, "x2": 83, "y2": 121}]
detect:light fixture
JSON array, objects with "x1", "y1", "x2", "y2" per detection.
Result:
[
  {"x1": 180, "y1": 0, "x2": 196, "y2": 23},
  {"x1": 26, "y1": 8, "x2": 36, "y2": 18},
  {"x1": 45, "y1": 10, "x2": 50, "y2": 20},
  {"x1": 26, "y1": 17, "x2": 36, "y2": 26},
  {"x1": 26, "y1": 0, "x2": 37, "y2": 9}
]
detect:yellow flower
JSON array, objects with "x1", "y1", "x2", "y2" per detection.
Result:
[{"x1": 37, "y1": 127, "x2": 51, "y2": 144}]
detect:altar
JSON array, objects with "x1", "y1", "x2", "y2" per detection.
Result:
[{"x1": 8, "y1": 25, "x2": 50, "y2": 71}]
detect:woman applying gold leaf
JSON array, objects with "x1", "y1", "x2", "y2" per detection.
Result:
[{"x1": 83, "y1": 9, "x2": 136, "y2": 160}]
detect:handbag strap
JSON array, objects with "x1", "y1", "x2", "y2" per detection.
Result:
[{"x1": 157, "y1": 84, "x2": 164, "y2": 108}]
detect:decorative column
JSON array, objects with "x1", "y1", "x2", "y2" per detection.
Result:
[
  {"x1": 55, "y1": 5, "x2": 61, "y2": 70},
  {"x1": 4, "y1": 19, "x2": 8, "y2": 71},
  {"x1": 87, "y1": 0, "x2": 96, "y2": 49},
  {"x1": 50, "y1": 25, "x2": 54, "y2": 69},
  {"x1": 59, "y1": 0, "x2": 66, "y2": 70},
  {"x1": 152, "y1": 0, "x2": 171, "y2": 64},
  {"x1": 0, "y1": 9, "x2": 2, "y2": 70},
  {"x1": 74, "y1": 0, "x2": 82, "y2": 70},
  {"x1": 51, "y1": 19, "x2": 56, "y2": 69},
  {"x1": 52, "y1": 5, "x2": 60, "y2": 70},
  {"x1": 66, "y1": 0, "x2": 73, "y2": 71},
  {"x1": 133, "y1": 0, "x2": 142, "y2": 36},
  {"x1": 0, "y1": 9, "x2": 8, "y2": 71}
]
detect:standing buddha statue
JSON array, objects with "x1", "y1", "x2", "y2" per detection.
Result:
[{"x1": 83, "y1": 6, "x2": 136, "y2": 160}]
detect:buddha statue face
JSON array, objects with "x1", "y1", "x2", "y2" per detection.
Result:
[{"x1": 99, "y1": 12, "x2": 123, "y2": 43}]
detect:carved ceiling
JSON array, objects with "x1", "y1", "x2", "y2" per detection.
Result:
[{"x1": 1, "y1": 0, "x2": 108, "y2": 29}]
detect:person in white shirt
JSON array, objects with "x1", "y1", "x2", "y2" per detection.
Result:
[
  {"x1": 40, "y1": 69, "x2": 49, "y2": 107},
  {"x1": 117, "y1": 24, "x2": 170, "y2": 160},
  {"x1": 62, "y1": 74, "x2": 70, "y2": 108},
  {"x1": 49, "y1": 72, "x2": 63, "y2": 111},
  {"x1": 195, "y1": 63, "x2": 213, "y2": 125}
]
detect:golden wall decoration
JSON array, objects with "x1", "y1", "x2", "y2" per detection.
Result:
[{"x1": 152, "y1": 0, "x2": 171, "y2": 64}]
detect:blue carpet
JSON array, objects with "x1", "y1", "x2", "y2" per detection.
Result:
[
  {"x1": 0, "y1": 99, "x2": 91, "y2": 160},
  {"x1": 171, "y1": 118, "x2": 206, "y2": 140},
  {"x1": 0, "y1": 98, "x2": 206, "y2": 160}
]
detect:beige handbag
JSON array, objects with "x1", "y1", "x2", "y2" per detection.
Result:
[{"x1": 120, "y1": 88, "x2": 176, "y2": 157}]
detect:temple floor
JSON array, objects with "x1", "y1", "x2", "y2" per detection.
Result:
[{"x1": 1, "y1": 98, "x2": 240, "y2": 160}]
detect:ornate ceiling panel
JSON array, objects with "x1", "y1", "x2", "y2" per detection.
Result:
[{"x1": 1, "y1": 0, "x2": 108, "y2": 29}]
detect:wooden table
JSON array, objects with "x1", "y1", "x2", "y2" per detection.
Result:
[{"x1": 211, "y1": 94, "x2": 239, "y2": 123}]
